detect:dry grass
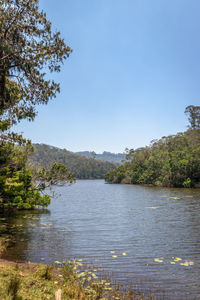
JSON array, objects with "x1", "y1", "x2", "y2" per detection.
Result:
[{"x1": 0, "y1": 259, "x2": 157, "y2": 300}]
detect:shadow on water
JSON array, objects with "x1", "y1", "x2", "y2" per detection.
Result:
[
  {"x1": 0, "y1": 207, "x2": 75, "y2": 264},
  {"x1": 0, "y1": 209, "x2": 50, "y2": 262}
]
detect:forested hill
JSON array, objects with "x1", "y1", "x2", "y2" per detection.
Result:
[
  {"x1": 75, "y1": 151, "x2": 125, "y2": 164},
  {"x1": 28, "y1": 144, "x2": 117, "y2": 179},
  {"x1": 105, "y1": 129, "x2": 200, "y2": 188}
]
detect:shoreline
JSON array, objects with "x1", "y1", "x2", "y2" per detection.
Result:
[
  {"x1": 106, "y1": 181, "x2": 200, "y2": 188},
  {"x1": 0, "y1": 257, "x2": 152, "y2": 300}
]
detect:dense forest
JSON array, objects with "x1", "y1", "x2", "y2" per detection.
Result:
[
  {"x1": 105, "y1": 106, "x2": 200, "y2": 188},
  {"x1": 29, "y1": 144, "x2": 117, "y2": 179},
  {"x1": 75, "y1": 151, "x2": 125, "y2": 164}
]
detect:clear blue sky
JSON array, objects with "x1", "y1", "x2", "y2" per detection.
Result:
[{"x1": 15, "y1": 0, "x2": 200, "y2": 153}]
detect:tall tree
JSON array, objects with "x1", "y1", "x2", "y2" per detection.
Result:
[
  {"x1": 185, "y1": 105, "x2": 200, "y2": 129},
  {"x1": 0, "y1": 0, "x2": 73, "y2": 210},
  {"x1": 0, "y1": 0, "x2": 71, "y2": 136}
]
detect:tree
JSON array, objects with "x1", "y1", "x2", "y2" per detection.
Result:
[
  {"x1": 105, "y1": 129, "x2": 200, "y2": 187},
  {"x1": 0, "y1": 141, "x2": 75, "y2": 210},
  {"x1": 0, "y1": 0, "x2": 71, "y2": 135},
  {"x1": 0, "y1": 0, "x2": 74, "y2": 210},
  {"x1": 125, "y1": 148, "x2": 135, "y2": 161},
  {"x1": 185, "y1": 105, "x2": 200, "y2": 129},
  {"x1": 91, "y1": 151, "x2": 96, "y2": 159}
]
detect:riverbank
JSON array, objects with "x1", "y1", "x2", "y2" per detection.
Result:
[
  {"x1": 0, "y1": 258, "x2": 154, "y2": 300},
  {"x1": 104, "y1": 129, "x2": 200, "y2": 188}
]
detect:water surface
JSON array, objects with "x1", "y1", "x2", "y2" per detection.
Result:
[{"x1": 1, "y1": 180, "x2": 200, "y2": 299}]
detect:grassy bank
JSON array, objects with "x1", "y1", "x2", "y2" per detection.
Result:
[{"x1": 0, "y1": 259, "x2": 156, "y2": 300}]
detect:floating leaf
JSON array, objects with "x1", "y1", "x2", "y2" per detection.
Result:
[
  {"x1": 180, "y1": 261, "x2": 194, "y2": 266},
  {"x1": 154, "y1": 258, "x2": 163, "y2": 263},
  {"x1": 122, "y1": 252, "x2": 127, "y2": 256},
  {"x1": 174, "y1": 257, "x2": 182, "y2": 262},
  {"x1": 112, "y1": 255, "x2": 117, "y2": 258},
  {"x1": 180, "y1": 261, "x2": 189, "y2": 266}
]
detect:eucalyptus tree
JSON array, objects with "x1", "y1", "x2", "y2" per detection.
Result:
[
  {"x1": 185, "y1": 105, "x2": 200, "y2": 129},
  {"x1": 0, "y1": 0, "x2": 73, "y2": 210},
  {"x1": 0, "y1": 0, "x2": 71, "y2": 135}
]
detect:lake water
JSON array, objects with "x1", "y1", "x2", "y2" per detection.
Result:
[{"x1": 1, "y1": 180, "x2": 200, "y2": 299}]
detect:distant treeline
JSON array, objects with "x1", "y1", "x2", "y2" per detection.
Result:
[
  {"x1": 29, "y1": 144, "x2": 117, "y2": 179},
  {"x1": 75, "y1": 151, "x2": 125, "y2": 164},
  {"x1": 105, "y1": 129, "x2": 200, "y2": 188}
]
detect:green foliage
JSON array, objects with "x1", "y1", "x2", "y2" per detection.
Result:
[
  {"x1": 0, "y1": 143, "x2": 45, "y2": 209},
  {"x1": 0, "y1": 0, "x2": 71, "y2": 131},
  {"x1": 7, "y1": 275, "x2": 21, "y2": 300},
  {"x1": 29, "y1": 144, "x2": 117, "y2": 179},
  {"x1": 33, "y1": 162, "x2": 75, "y2": 187},
  {"x1": 105, "y1": 129, "x2": 200, "y2": 188},
  {"x1": 185, "y1": 105, "x2": 200, "y2": 129},
  {"x1": 41, "y1": 265, "x2": 53, "y2": 281},
  {"x1": 0, "y1": 260, "x2": 149, "y2": 300},
  {"x1": 0, "y1": 142, "x2": 75, "y2": 210},
  {"x1": 183, "y1": 178, "x2": 192, "y2": 188},
  {"x1": 0, "y1": 0, "x2": 73, "y2": 210}
]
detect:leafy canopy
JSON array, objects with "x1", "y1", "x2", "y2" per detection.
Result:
[
  {"x1": 185, "y1": 105, "x2": 200, "y2": 129},
  {"x1": 105, "y1": 107, "x2": 200, "y2": 188},
  {"x1": 0, "y1": 141, "x2": 75, "y2": 209},
  {"x1": 0, "y1": 0, "x2": 71, "y2": 133},
  {"x1": 0, "y1": 0, "x2": 74, "y2": 210}
]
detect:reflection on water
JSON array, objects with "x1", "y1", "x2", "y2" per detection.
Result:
[
  {"x1": 0, "y1": 210, "x2": 50, "y2": 261},
  {"x1": 1, "y1": 180, "x2": 200, "y2": 299}
]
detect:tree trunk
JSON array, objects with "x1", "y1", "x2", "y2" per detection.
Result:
[{"x1": 0, "y1": 73, "x2": 6, "y2": 109}]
